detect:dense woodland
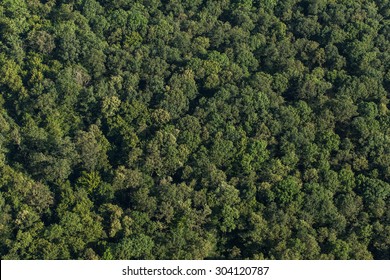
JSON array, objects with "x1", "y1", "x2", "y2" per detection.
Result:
[{"x1": 0, "y1": 0, "x2": 389, "y2": 260}]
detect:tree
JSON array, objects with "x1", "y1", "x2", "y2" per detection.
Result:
[{"x1": 75, "y1": 124, "x2": 110, "y2": 172}]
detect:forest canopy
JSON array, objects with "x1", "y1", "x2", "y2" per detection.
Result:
[{"x1": 0, "y1": 0, "x2": 389, "y2": 259}]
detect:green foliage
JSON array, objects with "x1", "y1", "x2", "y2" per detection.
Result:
[{"x1": 0, "y1": 0, "x2": 389, "y2": 260}]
